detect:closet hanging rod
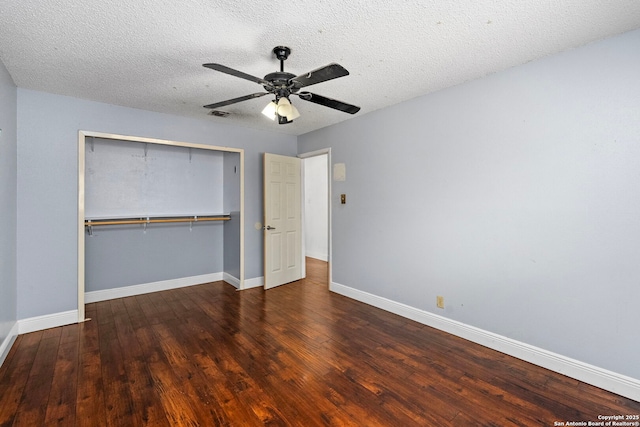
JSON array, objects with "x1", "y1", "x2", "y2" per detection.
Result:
[{"x1": 85, "y1": 215, "x2": 230, "y2": 227}]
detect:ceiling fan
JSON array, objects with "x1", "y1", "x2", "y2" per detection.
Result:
[{"x1": 203, "y1": 46, "x2": 360, "y2": 124}]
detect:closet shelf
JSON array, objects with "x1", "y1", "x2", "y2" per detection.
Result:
[{"x1": 85, "y1": 214, "x2": 230, "y2": 227}]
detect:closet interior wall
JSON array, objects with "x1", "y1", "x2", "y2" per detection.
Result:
[
  {"x1": 83, "y1": 135, "x2": 241, "y2": 296},
  {"x1": 223, "y1": 151, "x2": 242, "y2": 283}
]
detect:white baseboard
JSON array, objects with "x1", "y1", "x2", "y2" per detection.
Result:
[
  {"x1": 223, "y1": 273, "x2": 240, "y2": 289},
  {"x1": 306, "y1": 252, "x2": 328, "y2": 262},
  {"x1": 242, "y1": 276, "x2": 264, "y2": 290},
  {"x1": 85, "y1": 272, "x2": 224, "y2": 303},
  {"x1": 330, "y1": 281, "x2": 640, "y2": 402},
  {"x1": 0, "y1": 321, "x2": 19, "y2": 368},
  {"x1": 18, "y1": 310, "x2": 79, "y2": 335}
]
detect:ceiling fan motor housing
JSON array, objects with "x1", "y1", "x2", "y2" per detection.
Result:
[
  {"x1": 263, "y1": 72, "x2": 298, "y2": 98},
  {"x1": 266, "y1": 47, "x2": 297, "y2": 98}
]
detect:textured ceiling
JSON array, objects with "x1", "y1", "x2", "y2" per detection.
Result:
[{"x1": 2, "y1": 0, "x2": 640, "y2": 136}]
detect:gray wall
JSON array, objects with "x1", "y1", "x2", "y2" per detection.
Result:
[
  {"x1": 85, "y1": 138, "x2": 226, "y2": 218},
  {"x1": 85, "y1": 223, "x2": 225, "y2": 290},
  {"x1": 16, "y1": 89, "x2": 296, "y2": 319},
  {"x1": 0, "y1": 60, "x2": 17, "y2": 347},
  {"x1": 84, "y1": 138, "x2": 228, "y2": 291},
  {"x1": 298, "y1": 29, "x2": 640, "y2": 379},
  {"x1": 223, "y1": 151, "x2": 242, "y2": 280}
]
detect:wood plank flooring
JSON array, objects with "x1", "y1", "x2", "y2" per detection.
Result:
[{"x1": 1, "y1": 258, "x2": 638, "y2": 426}]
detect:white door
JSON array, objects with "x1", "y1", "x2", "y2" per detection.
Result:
[{"x1": 264, "y1": 153, "x2": 303, "y2": 289}]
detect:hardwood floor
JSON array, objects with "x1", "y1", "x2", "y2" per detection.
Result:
[{"x1": 1, "y1": 258, "x2": 638, "y2": 426}]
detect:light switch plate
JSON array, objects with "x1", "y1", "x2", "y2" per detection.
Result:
[{"x1": 333, "y1": 163, "x2": 346, "y2": 181}]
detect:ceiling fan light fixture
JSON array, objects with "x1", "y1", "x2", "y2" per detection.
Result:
[
  {"x1": 278, "y1": 114, "x2": 293, "y2": 125},
  {"x1": 276, "y1": 97, "x2": 300, "y2": 121},
  {"x1": 261, "y1": 100, "x2": 277, "y2": 120},
  {"x1": 276, "y1": 97, "x2": 292, "y2": 117}
]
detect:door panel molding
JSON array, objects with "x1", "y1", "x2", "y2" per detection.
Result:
[{"x1": 264, "y1": 153, "x2": 303, "y2": 289}]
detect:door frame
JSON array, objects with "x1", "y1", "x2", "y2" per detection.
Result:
[
  {"x1": 77, "y1": 130, "x2": 244, "y2": 321},
  {"x1": 299, "y1": 148, "x2": 332, "y2": 287}
]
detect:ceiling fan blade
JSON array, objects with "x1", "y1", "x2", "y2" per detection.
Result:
[
  {"x1": 203, "y1": 92, "x2": 268, "y2": 109},
  {"x1": 291, "y1": 63, "x2": 349, "y2": 88},
  {"x1": 203, "y1": 63, "x2": 272, "y2": 87},
  {"x1": 298, "y1": 92, "x2": 360, "y2": 114}
]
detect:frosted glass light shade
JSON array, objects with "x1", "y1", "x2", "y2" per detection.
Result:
[
  {"x1": 261, "y1": 101, "x2": 277, "y2": 120},
  {"x1": 287, "y1": 104, "x2": 300, "y2": 120},
  {"x1": 276, "y1": 97, "x2": 293, "y2": 117},
  {"x1": 276, "y1": 97, "x2": 300, "y2": 121}
]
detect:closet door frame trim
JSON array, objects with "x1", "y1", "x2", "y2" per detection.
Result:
[{"x1": 77, "y1": 130, "x2": 245, "y2": 321}]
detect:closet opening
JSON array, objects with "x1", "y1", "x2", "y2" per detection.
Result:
[{"x1": 77, "y1": 131, "x2": 244, "y2": 321}]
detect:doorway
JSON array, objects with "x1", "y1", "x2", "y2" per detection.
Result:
[{"x1": 300, "y1": 149, "x2": 331, "y2": 287}]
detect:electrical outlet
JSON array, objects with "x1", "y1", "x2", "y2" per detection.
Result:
[{"x1": 436, "y1": 296, "x2": 444, "y2": 309}]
